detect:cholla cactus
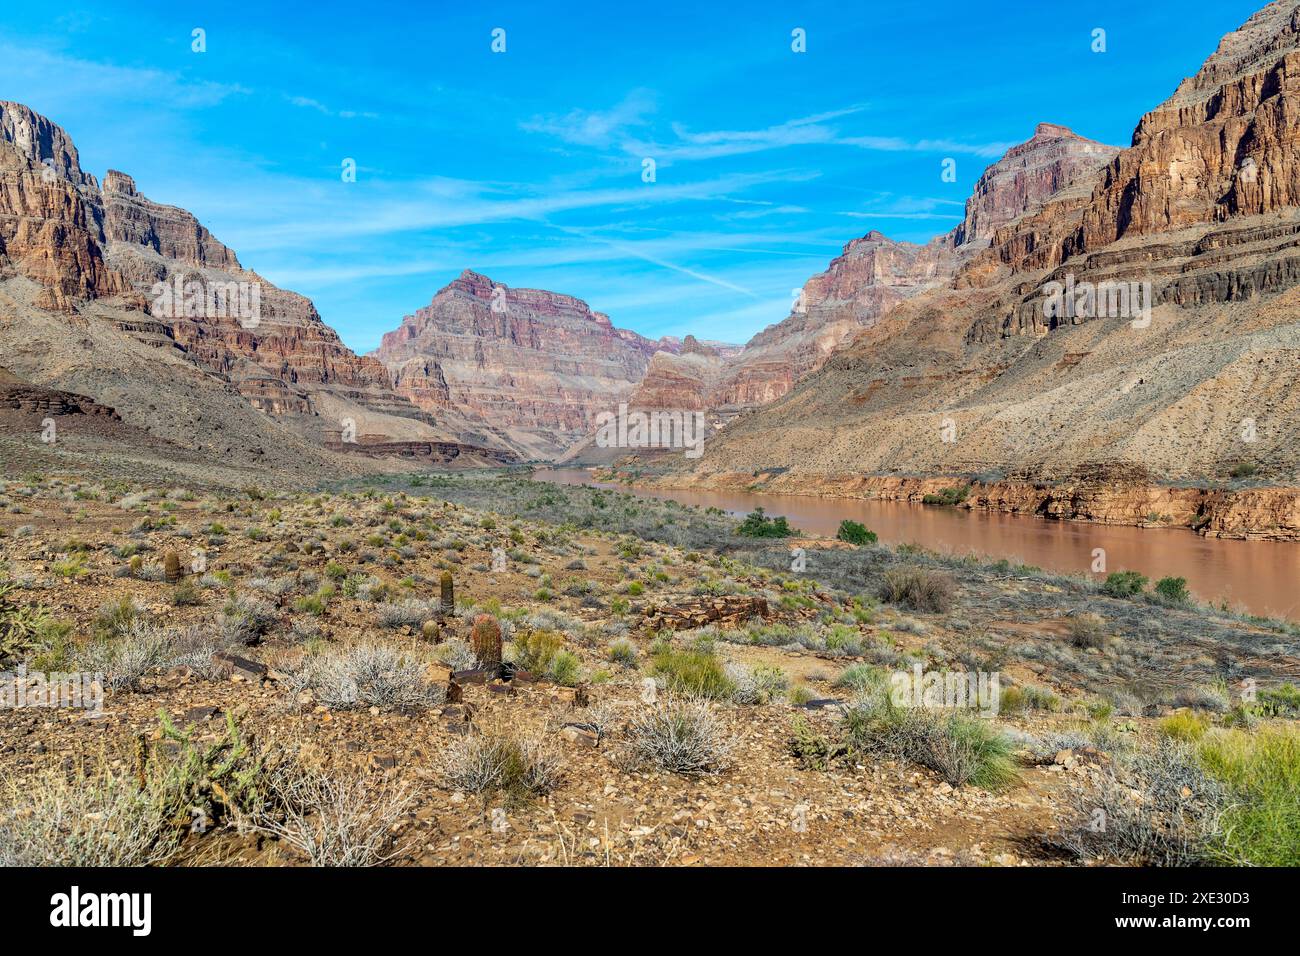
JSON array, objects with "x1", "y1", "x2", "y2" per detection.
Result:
[
  {"x1": 164, "y1": 552, "x2": 182, "y2": 584},
  {"x1": 439, "y1": 571, "x2": 454, "y2": 615},
  {"x1": 470, "y1": 614, "x2": 502, "y2": 668}
]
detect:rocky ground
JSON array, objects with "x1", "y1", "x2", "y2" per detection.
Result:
[{"x1": 1, "y1": 471, "x2": 1296, "y2": 867}]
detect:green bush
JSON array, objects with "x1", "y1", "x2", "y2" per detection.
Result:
[
  {"x1": 842, "y1": 696, "x2": 1018, "y2": 790},
  {"x1": 512, "y1": 629, "x2": 564, "y2": 673},
  {"x1": 836, "y1": 519, "x2": 877, "y2": 545},
  {"x1": 921, "y1": 485, "x2": 970, "y2": 507},
  {"x1": 1102, "y1": 570, "x2": 1147, "y2": 597},
  {"x1": 736, "y1": 508, "x2": 797, "y2": 538},
  {"x1": 1154, "y1": 576, "x2": 1190, "y2": 603}
]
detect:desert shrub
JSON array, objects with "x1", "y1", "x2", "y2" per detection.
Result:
[
  {"x1": 842, "y1": 695, "x2": 1017, "y2": 789},
  {"x1": 1056, "y1": 740, "x2": 1227, "y2": 866},
  {"x1": 1229, "y1": 461, "x2": 1257, "y2": 479},
  {"x1": 723, "y1": 661, "x2": 788, "y2": 704},
  {"x1": 836, "y1": 520, "x2": 877, "y2": 545},
  {"x1": 439, "y1": 726, "x2": 563, "y2": 799},
  {"x1": 0, "y1": 580, "x2": 55, "y2": 664},
  {"x1": 1066, "y1": 612, "x2": 1107, "y2": 649},
  {"x1": 835, "y1": 663, "x2": 885, "y2": 693},
  {"x1": 1102, "y1": 570, "x2": 1147, "y2": 597},
  {"x1": 999, "y1": 683, "x2": 1060, "y2": 714},
  {"x1": 1153, "y1": 576, "x2": 1190, "y2": 604},
  {"x1": 220, "y1": 594, "x2": 277, "y2": 645},
  {"x1": 789, "y1": 715, "x2": 846, "y2": 770},
  {"x1": 1174, "y1": 683, "x2": 1231, "y2": 713},
  {"x1": 1159, "y1": 710, "x2": 1211, "y2": 742},
  {"x1": 171, "y1": 577, "x2": 203, "y2": 607},
  {"x1": 78, "y1": 619, "x2": 170, "y2": 691},
  {"x1": 620, "y1": 699, "x2": 734, "y2": 774},
  {"x1": 376, "y1": 600, "x2": 433, "y2": 629},
  {"x1": 736, "y1": 507, "x2": 796, "y2": 538},
  {"x1": 650, "y1": 643, "x2": 734, "y2": 699},
  {"x1": 91, "y1": 595, "x2": 146, "y2": 641},
  {"x1": 0, "y1": 710, "x2": 263, "y2": 865},
  {"x1": 285, "y1": 643, "x2": 445, "y2": 711},
  {"x1": 877, "y1": 566, "x2": 954, "y2": 613},
  {"x1": 256, "y1": 763, "x2": 412, "y2": 866},
  {"x1": 0, "y1": 764, "x2": 177, "y2": 866},
  {"x1": 548, "y1": 650, "x2": 583, "y2": 686},
  {"x1": 1257, "y1": 683, "x2": 1300, "y2": 717},
  {"x1": 161, "y1": 626, "x2": 229, "y2": 679},
  {"x1": 436, "y1": 639, "x2": 478, "y2": 671},
  {"x1": 788, "y1": 683, "x2": 816, "y2": 706},
  {"x1": 512, "y1": 629, "x2": 565, "y2": 673}
]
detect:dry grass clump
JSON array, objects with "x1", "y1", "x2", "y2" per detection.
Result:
[
  {"x1": 439, "y1": 723, "x2": 564, "y2": 800},
  {"x1": 618, "y1": 698, "x2": 734, "y2": 774},
  {"x1": 1067, "y1": 612, "x2": 1108, "y2": 649},
  {"x1": 1055, "y1": 740, "x2": 1228, "y2": 866},
  {"x1": 0, "y1": 763, "x2": 178, "y2": 866},
  {"x1": 256, "y1": 763, "x2": 413, "y2": 867},
  {"x1": 877, "y1": 566, "x2": 954, "y2": 613},
  {"x1": 283, "y1": 642, "x2": 445, "y2": 711}
]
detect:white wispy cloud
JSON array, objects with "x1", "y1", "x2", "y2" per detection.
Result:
[
  {"x1": 520, "y1": 88, "x2": 657, "y2": 148},
  {"x1": 523, "y1": 94, "x2": 1014, "y2": 162},
  {"x1": 0, "y1": 42, "x2": 249, "y2": 110},
  {"x1": 227, "y1": 168, "x2": 810, "y2": 251},
  {"x1": 286, "y1": 94, "x2": 379, "y2": 120}
]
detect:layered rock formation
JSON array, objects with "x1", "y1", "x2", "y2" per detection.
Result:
[
  {"x1": 628, "y1": 336, "x2": 737, "y2": 410},
  {"x1": 0, "y1": 100, "x2": 495, "y2": 473},
  {"x1": 659, "y1": 1, "x2": 1300, "y2": 525},
  {"x1": 634, "y1": 124, "x2": 1119, "y2": 416},
  {"x1": 373, "y1": 270, "x2": 672, "y2": 459}
]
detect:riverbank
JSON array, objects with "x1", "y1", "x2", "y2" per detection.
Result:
[{"x1": 621, "y1": 469, "x2": 1300, "y2": 542}]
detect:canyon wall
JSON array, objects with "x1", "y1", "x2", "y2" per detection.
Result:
[{"x1": 373, "y1": 269, "x2": 675, "y2": 459}]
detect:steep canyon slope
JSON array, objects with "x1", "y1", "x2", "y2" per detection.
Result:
[
  {"x1": 661, "y1": 2, "x2": 1300, "y2": 507},
  {"x1": 0, "y1": 100, "x2": 508, "y2": 479}
]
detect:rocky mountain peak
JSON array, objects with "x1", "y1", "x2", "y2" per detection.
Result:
[
  {"x1": 0, "y1": 100, "x2": 97, "y2": 189},
  {"x1": 953, "y1": 123, "x2": 1120, "y2": 248},
  {"x1": 102, "y1": 169, "x2": 137, "y2": 196}
]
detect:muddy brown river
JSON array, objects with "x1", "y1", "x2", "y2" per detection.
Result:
[{"x1": 534, "y1": 468, "x2": 1300, "y2": 623}]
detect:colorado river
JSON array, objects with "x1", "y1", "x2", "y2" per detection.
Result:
[{"x1": 533, "y1": 468, "x2": 1300, "y2": 623}]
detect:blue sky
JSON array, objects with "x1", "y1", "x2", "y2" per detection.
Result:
[{"x1": 0, "y1": 0, "x2": 1264, "y2": 351}]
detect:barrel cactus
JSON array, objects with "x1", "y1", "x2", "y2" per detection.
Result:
[
  {"x1": 470, "y1": 614, "x2": 502, "y2": 668},
  {"x1": 439, "y1": 571, "x2": 455, "y2": 615},
  {"x1": 164, "y1": 551, "x2": 182, "y2": 584}
]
